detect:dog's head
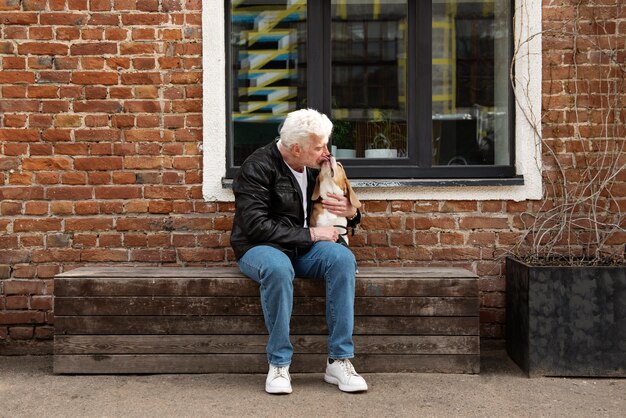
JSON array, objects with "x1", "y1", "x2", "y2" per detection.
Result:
[{"x1": 312, "y1": 155, "x2": 361, "y2": 209}]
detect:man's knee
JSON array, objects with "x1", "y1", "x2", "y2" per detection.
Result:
[
  {"x1": 324, "y1": 243, "x2": 357, "y2": 273},
  {"x1": 261, "y1": 258, "x2": 295, "y2": 289}
]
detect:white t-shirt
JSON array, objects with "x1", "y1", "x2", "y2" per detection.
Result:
[
  {"x1": 286, "y1": 164, "x2": 308, "y2": 227},
  {"x1": 279, "y1": 141, "x2": 309, "y2": 226}
]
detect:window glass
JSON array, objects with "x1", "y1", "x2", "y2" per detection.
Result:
[
  {"x1": 230, "y1": 0, "x2": 308, "y2": 166},
  {"x1": 432, "y1": 0, "x2": 511, "y2": 166},
  {"x1": 330, "y1": 0, "x2": 408, "y2": 159},
  {"x1": 226, "y1": 0, "x2": 515, "y2": 179}
]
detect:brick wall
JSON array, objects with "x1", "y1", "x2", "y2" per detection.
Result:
[
  {"x1": 1, "y1": 1, "x2": 624, "y2": 353},
  {"x1": 540, "y1": 0, "x2": 626, "y2": 261}
]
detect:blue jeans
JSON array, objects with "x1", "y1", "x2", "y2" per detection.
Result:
[{"x1": 237, "y1": 242, "x2": 357, "y2": 367}]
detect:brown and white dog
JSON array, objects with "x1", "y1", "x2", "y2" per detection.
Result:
[{"x1": 310, "y1": 155, "x2": 361, "y2": 245}]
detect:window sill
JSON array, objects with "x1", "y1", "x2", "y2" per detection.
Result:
[{"x1": 222, "y1": 176, "x2": 524, "y2": 189}]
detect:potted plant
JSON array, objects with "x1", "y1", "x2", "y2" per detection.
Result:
[
  {"x1": 364, "y1": 111, "x2": 403, "y2": 158},
  {"x1": 331, "y1": 118, "x2": 356, "y2": 158},
  {"x1": 505, "y1": 2, "x2": 625, "y2": 377}
]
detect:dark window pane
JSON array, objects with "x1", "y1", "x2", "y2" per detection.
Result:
[
  {"x1": 432, "y1": 0, "x2": 511, "y2": 166},
  {"x1": 230, "y1": 1, "x2": 308, "y2": 166},
  {"x1": 330, "y1": 0, "x2": 407, "y2": 159}
]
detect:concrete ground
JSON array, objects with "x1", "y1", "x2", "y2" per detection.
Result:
[{"x1": 1, "y1": 348, "x2": 624, "y2": 418}]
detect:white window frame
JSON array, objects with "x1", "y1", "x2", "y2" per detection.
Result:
[{"x1": 202, "y1": 0, "x2": 542, "y2": 202}]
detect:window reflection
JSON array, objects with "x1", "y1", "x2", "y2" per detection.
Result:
[
  {"x1": 330, "y1": 0, "x2": 407, "y2": 159},
  {"x1": 230, "y1": 0, "x2": 308, "y2": 166},
  {"x1": 432, "y1": 0, "x2": 511, "y2": 166}
]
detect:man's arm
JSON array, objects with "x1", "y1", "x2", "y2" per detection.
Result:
[
  {"x1": 233, "y1": 161, "x2": 312, "y2": 247},
  {"x1": 323, "y1": 192, "x2": 361, "y2": 226}
]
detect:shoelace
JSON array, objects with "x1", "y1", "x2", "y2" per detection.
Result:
[
  {"x1": 337, "y1": 359, "x2": 358, "y2": 376},
  {"x1": 273, "y1": 366, "x2": 290, "y2": 380}
]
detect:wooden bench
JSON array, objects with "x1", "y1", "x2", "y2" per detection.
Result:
[{"x1": 53, "y1": 266, "x2": 480, "y2": 374}]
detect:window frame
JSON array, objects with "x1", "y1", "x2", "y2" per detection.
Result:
[{"x1": 224, "y1": 0, "x2": 517, "y2": 180}]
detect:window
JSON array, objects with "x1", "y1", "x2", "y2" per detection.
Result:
[{"x1": 225, "y1": 0, "x2": 515, "y2": 180}]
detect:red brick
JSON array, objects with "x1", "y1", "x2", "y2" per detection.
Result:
[
  {"x1": 6, "y1": 296, "x2": 29, "y2": 309},
  {"x1": 398, "y1": 247, "x2": 431, "y2": 261},
  {"x1": 65, "y1": 218, "x2": 113, "y2": 231},
  {"x1": 34, "y1": 171, "x2": 61, "y2": 184},
  {"x1": 18, "y1": 42, "x2": 68, "y2": 55},
  {"x1": 74, "y1": 157, "x2": 123, "y2": 171},
  {"x1": 80, "y1": 249, "x2": 128, "y2": 262},
  {"x1": 22, "y1": 157, "x2": 72, "y2": 171},
  {"x1": 414, "y1": 232, "x2": 438, "y2": 245},
  {"x1": 29, "y1": 144, "x2": 52, "y2": 157},
  {"x1": 468, "y1": 232, "x2": 497, "y2": 245},
  {"x1": 45, "y1": 186, "x2": 93, "y2": 200},
  {"x1": 9, "y1": 265, "x2": 36, "y2": 278},
  {"x1": 0, "y1": 128, "x2": 39, "y2": 141},
  {"x1": 0, "y1": 237, "x2": 19, "y2": 250},
  {"x1": 2, "y1": 115, "x2": 27, "y2": 128},
  {"x1": 9, "y1": 326, "x2": 35, "y2": 339},
  {"x1": 144, "y1": 186, "x2": 188, "y2": 199},
  {"x1": 13, "y1": 218, "x2": 61, "y2": 232},
  {"x1": 99, "y1": 201, "x2": 123, "y2": 214},
  {"x1": 8, "y1": 173, "x2": 32, "y2": 186},
  {"x1": 36, "y1": 264, "x2": 61, "y2": 279},
  {"x1": 441, "y1": 201, "x2": 478, "y2": 212},
  {"x1": 61, "y1": 171, "x2": 87, "y2": 185},
  {"x1": 50, "y1": 201, "x2": 74, "y2": 214},
  {"x1": 481, "y1": 292, "x2": 506, "y2": 308},
  {"x1": 439, "y1": 232, "x2": 464, "y2": 245},
  {"x1": 459, "y1": 216, "x2": 509, "y2": 230},
  {"x1": 31, "y1": 296, "x2": 52, "y2": 310},
  {"x1": 34, "y1": 326, "x2": 54, "y2": 339},
  {"x1": 99, "y1": 234, "x2": 122, "y2": 247},
  {"x1": 148, "y1": 201, "x2": 173, "y2": 214},
  {"x1": 147, "y1": 233, "x2": 170, "y2": 247},
  {"x1": 1, "y1": 201, "x2": 26, "y2": 216},
  {"x1": 178, "y1": 248, "x2": 225, "y2": 262},
  {"x1": 94, "y1": 186, "x2": 142, "y2": 199},
  {"x1": 171, "y1": 218, "x2": 211, "y2": 231},
  {"x1": 124, "y1": 128, "x2": 162, "y2": 141},
  {"x1": 24, "y1": 201, "x2": 48, "y2": 215},
  {"x1": 31, "y1": 249, "x2": 81, "y2": 263},
  {"x1": 0, "y1": 311, "x2": 44, "y2": 325},
  {"x1": 73, "y1": 234, "x2": 96, "y2": 247},
  {"x1": 430, "y1": 247, "x2": 481, "y2": 261},
  {"x1": 124, "y1": 156, "x2": 163, "y2": 169}
]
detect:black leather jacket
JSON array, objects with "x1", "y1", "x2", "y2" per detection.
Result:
[{"x1": 230, "y1": 140, "x2": 360, "y2": 260}]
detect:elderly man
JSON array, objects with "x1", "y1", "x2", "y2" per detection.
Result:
[{"x1": 230, "y1": 108, "x2": 367, "y2": 394}]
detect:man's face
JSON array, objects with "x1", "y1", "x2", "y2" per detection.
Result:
[{"x1": 300, "y1": 134, "x2": 330, "y2": 169}]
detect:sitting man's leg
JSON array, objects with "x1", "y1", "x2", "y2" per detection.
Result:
[
  {"x1": 294, "y1": 241, "x2": 368, "y2": 392},
  {"x1": 238, "y1": 245, "x2": 295, "y2": 394}
]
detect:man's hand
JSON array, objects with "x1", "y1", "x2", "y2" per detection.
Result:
[
  {"x1": 322, "y1": 193, "x2": 357, "y2": 218},
  {"x1": 310, "y1": 226, "x2": 339, "y2": 242}
]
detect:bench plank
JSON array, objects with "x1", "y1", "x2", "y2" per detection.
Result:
[
  {"x1": 55, "y1": 315, "x2": 479, "y2": 336},
  {"x1": 54, "y1": 277, "x2": 477, "y2": 297},
  {"x1": 54, "y1": 353, "x2": 480, "y2": 374},
  {"x1": 55, "y1": 335, "x2": 479, "y2": 355},
  {"x1": 55, "y1": 296, "x2": 479, "y2": 317},
  {"x1": 55, "y1": 266, "x2": 476, "y2": 279}
]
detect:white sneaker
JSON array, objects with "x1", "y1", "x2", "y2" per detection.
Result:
[
  {"x1": 324, "y1": 358, "x2": 368, "y2": 392},
  {"x1": 265, "y1": 364, "x2": 292, "y2": 394}
]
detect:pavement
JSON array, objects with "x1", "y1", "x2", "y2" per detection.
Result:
[{"x1": 0, "y1": 348, "x2": 624, "y2": 418}]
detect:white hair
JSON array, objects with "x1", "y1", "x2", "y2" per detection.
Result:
[{"x1": 278, "y1": 108, "x2": 333, "y2": 148}]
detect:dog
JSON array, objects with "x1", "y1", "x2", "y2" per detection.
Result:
[{"x1": 310, "y1": 155, "x2": 361, "y2": 245}]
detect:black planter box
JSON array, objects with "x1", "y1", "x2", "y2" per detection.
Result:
[{"x1": 506, "y1": 257, "x2": 626, "y2": 377}]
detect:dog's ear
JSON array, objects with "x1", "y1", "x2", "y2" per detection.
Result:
[
  {"x1": 311, "y1": 173, "x2": 321, "y2": 201},
  {"x1": 346, "y1": 179, "x2": 361, "y2": 208},
  {"x1": 336, "y1": 162, "x2": 361, "y2": 209}
]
